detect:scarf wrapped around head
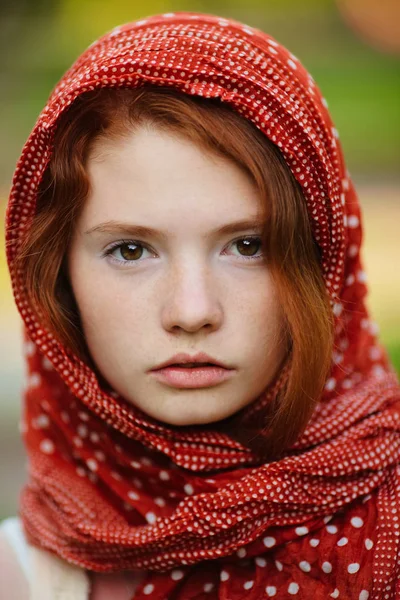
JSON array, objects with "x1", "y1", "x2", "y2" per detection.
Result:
[{"x1": 5, "y1": 11, "x2": 400, "y2": 600}]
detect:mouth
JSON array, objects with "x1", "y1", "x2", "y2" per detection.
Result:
[
  {"x1": 150, "y1": 363, "x2": 235, "y2": 389},
  {"x1": 167, "y1": 362, "x2": 216, "y2": 368},
  {"x1": 152, "y1": 352, "x2": 232, "y2": 371}
]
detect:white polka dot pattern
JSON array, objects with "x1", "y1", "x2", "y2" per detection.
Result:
[{"x1": 5, "y1": 10, "x2": 400, "y2": 600}]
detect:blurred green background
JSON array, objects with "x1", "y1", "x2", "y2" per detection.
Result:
[{"x1": 0, "y1": 0, "x2": 399, "y2": 519}]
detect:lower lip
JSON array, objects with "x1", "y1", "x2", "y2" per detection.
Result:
[{"x1": 150, "y1": 365, "x2": 235, "y2": 388}]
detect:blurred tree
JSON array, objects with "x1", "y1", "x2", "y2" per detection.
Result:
[
  {"x1": 0, "y1": 0, "x2": 57, "y2": 59},
  {"x1": 54, "y1": 0, "x2": 335, "y2": 49},
  {"x1": 54, "y1": 0, "x2": 203, "y2": 49},
  {"x1": 0, "y1": 0, "x2": 55, "y2": 16},
  {"x1": 0, "y1": 0, "x2": 398, "y2": 184},
  {"x1": 337, "y1": 0, "x2": 400, "y2": 55}
]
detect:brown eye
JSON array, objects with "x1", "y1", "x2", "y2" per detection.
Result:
[
  {"x1": 119, "y1": 243, "x2": 144, "y2": 261},
  {"x1": 235, "y1": 237, "x2": 262, "y2": 257},
  {"x1": 104, "y1": 240, "x2": 152, "y2": 265}
]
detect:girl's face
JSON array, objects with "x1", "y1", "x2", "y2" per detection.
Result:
[{"x1": 67, "y1": 125, "x2": 287, "y2": 426}]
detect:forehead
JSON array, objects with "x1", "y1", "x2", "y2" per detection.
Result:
[{"x1": 83, "y1": 125, "x2": 265, "y2": 225}]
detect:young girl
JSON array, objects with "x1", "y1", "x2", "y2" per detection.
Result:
[{"x1": 2, "y1": 10, "x2": 400, "y2": 600}]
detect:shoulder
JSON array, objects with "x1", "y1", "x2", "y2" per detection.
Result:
[
  {"x1": 0, "y1": 517, "x2": 30, "y2": 600},
  {"x1": 0, "y1": 517, "x2": 91, "y2": 600}
]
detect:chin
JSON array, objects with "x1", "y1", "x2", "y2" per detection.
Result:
[{"x1": 154, "y1": 406, "x2": 236, "y2": 427}]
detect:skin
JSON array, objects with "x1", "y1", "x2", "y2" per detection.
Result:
[{"x1": 67, "y1": 125, "x2": 287, "y2": 426}]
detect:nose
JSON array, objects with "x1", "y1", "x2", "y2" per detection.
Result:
[{"x1": 161, "y1": 260, "x2": 223, "y2": 334}]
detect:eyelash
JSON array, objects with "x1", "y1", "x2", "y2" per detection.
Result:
[{"x1": 103, "y1": 236, "x2": 264, "y2": 267}]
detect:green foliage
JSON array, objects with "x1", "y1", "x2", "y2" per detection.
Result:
[
  {"x1": 388, "y1": 342, "x2": 400, "y2": 376},
  {"x1": 311, "y1": 65, "x2": 400, "y2": 174},
  {"x1": 1, "y1": 1, "x2": 399, "y2": 183}
]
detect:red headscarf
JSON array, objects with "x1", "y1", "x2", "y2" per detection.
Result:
[{"x1": 6, "y1": 11, "x2": 400, "y2": 600}]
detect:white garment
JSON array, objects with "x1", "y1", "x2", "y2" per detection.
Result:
[{"x1": 0, "y1": 517, "x2": 90, "y2": 600}]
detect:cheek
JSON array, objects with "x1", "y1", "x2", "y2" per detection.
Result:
[
  {"x1": 237, "y1": 279, "x2": 286, "y2": 364},
  {"x1": 67, "y1": 256, "x2": 149, "y2": 353},
  {"x1": 68, "y1": 247, "x2": 284, "y2": 362},
  {"x1": 237, "y1": 274, "x2": 283, "y2": 332},
  {"x1": 84, "y1": 288, "x2": 147, "y2": 339}
]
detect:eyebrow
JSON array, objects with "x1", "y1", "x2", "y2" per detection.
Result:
[{"x1": 84, "y1": 218, "x2": 265, "y2": 239}]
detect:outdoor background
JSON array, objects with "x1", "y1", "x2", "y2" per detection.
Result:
[{"x1": 0, "y1": 0, "x2": 399, "y2": 520}]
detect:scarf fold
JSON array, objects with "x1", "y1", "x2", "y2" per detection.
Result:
[{"x1": 6, "y1": 11, "x2": 400, "y2": 600}]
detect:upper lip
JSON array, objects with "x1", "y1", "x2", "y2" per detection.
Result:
[{"x1": 152, "y1": 352, "x2": 231, "y2": 370}]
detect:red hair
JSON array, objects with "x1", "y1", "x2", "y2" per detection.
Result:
[{"x1": 15, "y1": 85, "x2": 334, "y2": 457}]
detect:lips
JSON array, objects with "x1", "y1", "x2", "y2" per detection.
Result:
[
  {"x1": 170, "y1": 362, "x2": 213, "y2": 368},
  {"x1": 150, "y1": 363, "x2": 235, "y2": 388},
  {"x1": 152, "y1": 352, "x2": 231, "y2": 371}
]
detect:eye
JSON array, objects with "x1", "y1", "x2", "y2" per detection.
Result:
[
  {"x1": 103, "y1": 236, "x2": 264, "y2": 267},
  {"x1": 104, "y1": 240, "x2": 152, "y2": 265},
  {"x1": 228, "y1": 236, "x2": 263, "y2": 260}
]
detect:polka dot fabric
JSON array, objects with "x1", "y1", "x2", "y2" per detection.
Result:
[{"x1": 5, "y1": 11, "x2": 400, "y2": 600}]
